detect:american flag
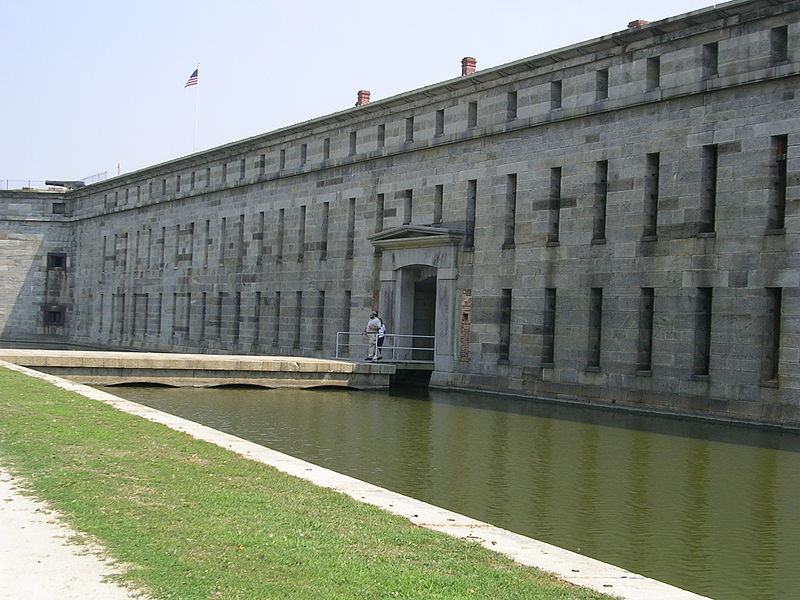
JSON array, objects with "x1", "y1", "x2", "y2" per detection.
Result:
[{"x1": 184, "y1": 68, "x2": 198, "y2": 88}]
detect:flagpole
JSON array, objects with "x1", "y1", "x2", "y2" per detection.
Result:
[{"x1": 193, "y1": 63, "x2": 199, "y2": 152}]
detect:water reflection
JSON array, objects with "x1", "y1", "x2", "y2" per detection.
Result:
[{"x1": 102, "y1": 385, "x2": 800, "y2": 600}]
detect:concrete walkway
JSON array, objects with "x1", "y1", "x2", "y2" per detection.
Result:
[
  {"x1": 0, "y1": 359, "x2": 712, "y2": 600},
  {"x1": 0, "y1": 469, "x2": 145, "y2": 600}
]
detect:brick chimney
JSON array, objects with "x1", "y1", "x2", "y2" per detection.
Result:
[
  {"x1": 355, "y1": 90, "x2": 371, "y2": 106},
  {"x1": 461, "y1": 57, "x2": 477, "y2": 76},
  {"x1": 627, "y1": 19, "x2": 650, "y2": 28}
]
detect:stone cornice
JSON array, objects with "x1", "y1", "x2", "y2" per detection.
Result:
[{"x1": 369, "y1": 226, "x2": 464, "y2": 249}]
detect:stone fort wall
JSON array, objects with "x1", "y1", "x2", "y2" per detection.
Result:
[{"x1": 2, "y1": 0, "x2": 800, "y2": 426}]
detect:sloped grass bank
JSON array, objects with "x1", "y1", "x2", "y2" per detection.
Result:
[{"x1": 0, "y1": 366, "x2": 614, "y2": 600}]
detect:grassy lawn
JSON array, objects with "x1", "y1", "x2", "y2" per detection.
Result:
[{"x1": 0, "y1": 366, "x2": 616, "y2": 600}]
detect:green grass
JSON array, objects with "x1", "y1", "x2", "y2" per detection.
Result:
[{"x1": 0, "y1": 366, "x2": 616, "y2": 600}]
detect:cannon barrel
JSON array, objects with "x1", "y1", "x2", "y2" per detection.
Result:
[{"x1": 45, "y1": 180, "x2": 85, "y2": 190}]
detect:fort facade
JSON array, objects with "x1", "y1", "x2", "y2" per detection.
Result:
[{"x1": 2, "y1": 0, "x2": 799, "y2": 427}]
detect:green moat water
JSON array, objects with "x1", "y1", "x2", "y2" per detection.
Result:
[{"x1": 103, "y1": 385, "x2": 800, "y2": 600}]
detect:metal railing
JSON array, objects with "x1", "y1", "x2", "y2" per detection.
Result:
[
  {"x1": 1, "y1": 172, "x2": 107, "y2": 191},
  {"x1": 335, "y1": 332, "x2": 434, "y2": 363},
  {"x1": 1, "y1": 180, "x2": 48, "y2": 191}
]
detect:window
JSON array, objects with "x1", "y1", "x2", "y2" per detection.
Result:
[
  {"x1": 349, "y1": 132, "x2": 357, "y2": 156},
  {"x1": 256, "y1": 211, "x2": 265, "y2": 265},
  {"x1": 233, "y1": 292, "x2": 241, "y2": 345},
  {"x1": 434, "y1": 184, "x2": 443, "y2": 225},
  {"x1": 646, "y1": 56, "x2": 661, "y2": 91},
  {"x1": 694, "y1": 287, "x2": 713, "y2": 377},
  {"x1": 403, "y1": 189, "x2": 413, "y2": 225},
  {"x1": 203, "y1": 220, "x2": 210, "y2": 267},
  {"x1": 176, "y1": 175, "x2": 181, "y2": 193},
  {"x1": 51, "y1": 202, "x2": 66, "y2": 215},
  {"x1": 596, "y1": 69, "x2": 609, "y2": 101},
  {"x1": 762, "y1": 288, "x2": 783, "y2": 382},
  {"x1": 593, "y1": 161, "x2": 608, "y2": 241},
  {"x1": 221, "y1": 163, "x2": 227, "y2": 183},
  {"x1": 44, "y1": 305, "x2": 65, "y2": 326},
  {"x1": 259, "y1": 154, "x2": 266, "y2": 175},
  {"x1": 771, "y1": 26, "x2": 788, "y2": 64},
  {"x1": 551, "y1": 80, "x2": 562, "y2": 110},
  {"x1": 298, "y1": 205, "x2": 306, "y2": 262},
  {"x1": 703, "y1": 42, "x2": 719, "y2": 78},
  {"x1": 342, "y1": 290, "x2": 352, "y2": 356},
  {"x1": 47, "y1": 252, "x2": 67, "y2": 270},
  {"x1": 587, "y1": 288, "x2": 603, "y2": 369},
  {"x1": 323, "y1": 138, "x2": 331, "y2": 160},
  {"x1": 637, "y1": 288, "x2": 655, "y2": 372},
  {"x1": 239, "y1": 158, "x2": 246, "y2": 180},
  {"x1": 236, "y1": 215, "x2": 245, "y2": 267},
  {"x1": 465, "y1": 180, "x2": 477, "y2": 249},
  {"x1": 499, "y1": 289, "x2": 512, "y2": 363},
  {"x1": 218, "y1": 218, "x2": 226, "y2": 266},
  {"x1": 768, "y1": 135, "x2": 788, "y2": 231},
  {"x1": 643, "y1": 153, "x2": 660, "y2": 239},
  {"x1": 375, "y1": 193, "x2": 385, "y2": 235},
  {"x1": 435, "y1": 109, "x2": 445, "y2": 136},
  {"x1": 254, "y1": 291, "x2": 262, "y2": 345},
  {"x1": 541, "y1": 288, "x2": 557, "y2": 365},
  {"x1": 504, "y1": 174, "x2": 516, "y2": 248},
  {"x1": 506, "y1": 91, "x2": 518, "y2": 121},
  {"x1": 548, "y1": 168, "x2": 561, "y2": 245},
  {"x1": 277, "y1": 209, "x2": 285, "y2": 263},
  {"x1": 346, "y1": 198, "x2": 355, "y2": 258},
  {"x1": 279, "y1": 149, "x2": 286, "y2": 170},
  {"x1": 321, "y1": 202, "x2": 329, "y2": 260},
  {"x1": 273, "y1": 291, "x2": 281, "y2": 347},
  {"x1": 700, "y1": 144, "x2": 718, "y2": 234},
  {"x1": 405, "y1": 117, "x2": 414, "y2": 143},
  {"x1": 377, "y1": 124, "x2": 386, "y2": 149},
  {"x1": 294, "y1": 292, "x2": 302, "y2": 349},
  {"x1": 316, "y1": 291, "x2": 325, "y2": 351},
  {"x1": 468, "y1": 101, "x2": 478, "y2": 129},
  {"x1": 300, "y1": 144, "x2": 307, "y2": 165},
  {"x1": 205, "y1": 167, "x2": 211, "y2": 187},
  {"x1": 199, "y1": 292, "x2": 207, "y2": 340},
  {"x1": 190, "y1": 171, "x2": 196, "y2": 190}
]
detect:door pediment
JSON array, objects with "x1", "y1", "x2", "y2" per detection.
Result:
[{"x1": 369, "y1": 225, "x2": 464, "y2": 250}]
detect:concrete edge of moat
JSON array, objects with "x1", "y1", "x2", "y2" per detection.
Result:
[{"x1": 0, "y1": 359, "x2": 713, "y2": 600}]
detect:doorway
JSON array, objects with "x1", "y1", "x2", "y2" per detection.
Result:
[{"x1": 412, "y1": 274, "x2": 436, "y2": 360}]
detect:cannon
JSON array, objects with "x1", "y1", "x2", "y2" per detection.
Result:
[{"x1": 45, "y1": 180, "x2": 86, "y2": 190}]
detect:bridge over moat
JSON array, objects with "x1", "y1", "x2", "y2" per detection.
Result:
[{"x1": 0, "y1": 350, "x2": 395, "y2": 389}]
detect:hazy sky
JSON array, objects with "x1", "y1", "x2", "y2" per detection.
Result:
[{"x1": 1, "y1": 0, "x2": 719, "y2": 183}]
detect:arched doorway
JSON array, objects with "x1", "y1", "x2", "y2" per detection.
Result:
[{"x1": 368, "y1": 225, "x2": 463, "y2": 370}]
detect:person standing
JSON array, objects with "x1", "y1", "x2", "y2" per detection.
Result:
[
  {"x1": 362, "y1": 311, "x2": 381, "y2": 361},
  {"x1": 376, "y1": 318, "x2": 386, "y2": 360}
]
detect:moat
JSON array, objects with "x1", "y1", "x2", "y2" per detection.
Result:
[{"x1": 104, "y1": 384, "x2": 800, "y2": 600}]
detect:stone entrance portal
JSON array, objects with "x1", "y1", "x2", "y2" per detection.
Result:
[{"x1": 368, "y1": 226, "x2": 463, "y2": 371}]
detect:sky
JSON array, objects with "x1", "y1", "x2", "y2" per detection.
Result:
[{"x1": 0, "y1": 0, "x2": 720, "y2": 184}]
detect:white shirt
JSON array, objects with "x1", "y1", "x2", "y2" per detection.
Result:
[{"x1": 366, "y1": 316, "x2": 381, "y2": 333}]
